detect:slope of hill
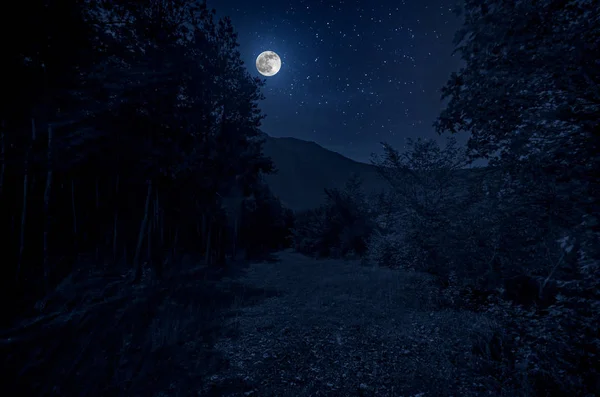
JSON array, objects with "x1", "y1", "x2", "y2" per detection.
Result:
[{"x1": 260, "y1": 134, "x2": 389, "y2": 212}]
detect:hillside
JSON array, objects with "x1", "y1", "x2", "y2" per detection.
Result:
[{"x1": 261, "y1": 134, "x2": 389, "y2": 211}]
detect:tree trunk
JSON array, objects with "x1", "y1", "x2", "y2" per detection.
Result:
[
  {"x1": 16, "y1": 118, "x2": 35, "y2": 282},
  {"x1": 201, "y1": 213, "x2": 207, "y2": 244},
  {"x1": 151, "y1": 192, "x2": 163, "y2": 279},
  {"x1": 42, "y1": 125, "x2": 53, "y2": 290},
  {"x1": 113, "y1": 175, "x2": 119, "y2": 262},
  {"x1": 133, "y1": 180, "x2": 152, "y2": 282},
  {"x1": 205, "y1": 221, "x2": 212, "y2": 265},
  {"x1": 95, "y1": 177, "x2": 99, "y2": 262},
  {"x1": 0, "y1": 122, "x2": 5, "y2": 197},
  {"x1": 156, "y1": 190, "x2": 163, "y2": 246},
  {"x1": 232, "y1": 216, "x2": 238, "y2": 261},
  {"x1": 172, "y1": 226, "x2": 179, "y2": 264},
  {"x1": 217, "y1": 225, "x2": 226, "y2": 266},
  {"x1": 113, "y1": 212, "x2": 118, "y2": 262},
  {"x1": 147, "y1": 197, "x2": 152, "y2": 261},
  {"x1": 160, "y1": 211, "x2": 164, "y2": 247},
  {"x1": 17, "y1": 170, "x2": 28, "y2": 282},
  {"x1": 71, "y1": 179, "x2": 77, "y2": 251},
  {"x1": 222, "y1": 187, "x2": 243, "y2": 262}
]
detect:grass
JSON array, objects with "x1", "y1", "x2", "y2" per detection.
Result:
[{"x1": 206, "y1": 251, "x2": 502, "y2": 396}]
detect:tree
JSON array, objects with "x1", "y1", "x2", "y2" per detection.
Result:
[
  {"x1": 240, "y1": 180, "x2": 294, "y2": 259},
  {"x1": 434, "y1": 1, "x2": 599, "y2": 249},
  {"x1": 0, "y1": 0, "x2": 275, "y2": 313},
  {"x1": 368, "y1": 137, "x2": 470, "y2": 273},
  {"x1": 435, "y1": 1, "x2": 599, "y2": 394},
  {"x1": 293, "y1": 174, "x2": 374, "y2": 258},
  {"x1": 436, "y1": 1, "x2": 599, "y2": 168}
]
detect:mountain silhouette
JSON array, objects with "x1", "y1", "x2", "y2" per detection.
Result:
[{"x1": 261, "y1": 134, "x2": 389, "y2": 211}]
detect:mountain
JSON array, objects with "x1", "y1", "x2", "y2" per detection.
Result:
[{"x1": 260, "y1": 134, "x2": 389, "y2": 212}]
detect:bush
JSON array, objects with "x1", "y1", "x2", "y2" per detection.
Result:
[
  {"x1": 364, "y1": 231, "x2": 417, "y2": 270},
  {"x1": 293, "y1": 207, "x2": 329, "y2": 257},
  {"x1": 293, "y1": 174, "x2": 375, "y2": 258},
  {"x1": 240, "y1": 181, "x2": 294, "y2": 259},
  {"x1": 367, "y1": 137, "x2": 474, "y2": 276}
]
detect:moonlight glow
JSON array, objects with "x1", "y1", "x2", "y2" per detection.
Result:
[{"x1": 256, "y1": 51, "x2": 281, "y2": 77}]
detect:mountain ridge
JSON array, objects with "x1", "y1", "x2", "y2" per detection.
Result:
[{"x1": 259, "y1": 133, "x2": 389, "y2": 212}]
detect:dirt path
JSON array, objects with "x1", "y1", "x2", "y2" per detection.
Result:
[{"x1": 202, "y1": 251, "x2": 497, "y2": 397}]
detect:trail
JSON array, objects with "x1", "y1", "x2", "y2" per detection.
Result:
[{"x1": 203, "y1": 251, "x2": 495, "y2": 397}]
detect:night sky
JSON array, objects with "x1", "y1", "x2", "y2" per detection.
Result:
[{"x1": 215, "y1": 0, "x2": 464, "y2": 163}]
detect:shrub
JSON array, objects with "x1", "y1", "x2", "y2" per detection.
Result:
[
  {"x1": 364, "y1": 231, "x2": 413, "y2": 269},
  {"x1": 293, "y1": 174, "x2": 375, "y2": 258}
]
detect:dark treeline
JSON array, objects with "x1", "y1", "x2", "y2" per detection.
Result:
[{"x1": 0, "y1": 0, "x2": 291, "y2": 323}]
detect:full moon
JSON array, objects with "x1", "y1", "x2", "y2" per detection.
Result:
[{"x1": 256, "y1": 51, "x2": 281, "y2": 77}]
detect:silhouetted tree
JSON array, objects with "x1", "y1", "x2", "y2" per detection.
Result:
[
  {"x1": 367, "y1": 137, "x2": 470, "y2": 273},
  {"x1": 0, "y1": 0, "x2": 274, "y2": 318},
  {"x1": 435, "y1": 1, "x2": 599, "y2": 394},
  {"x1": 240, "y1": 180, "x2": 294, "y2": 259},
  {"x1": 294, "y1": 173, "x2": 374, "y2": 258}
]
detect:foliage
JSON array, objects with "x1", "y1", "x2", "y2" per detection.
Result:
[
  {"x1": 293, "y1": 174, "x2": 375, "y2": 258},
  {"x1": 240, "y1": 180, "x2": 295, "y2": 259},
  {"x1": 436, "y1": 0, "x2": 599, "y2": 168},
  {"x1": 363, "y1": 230, "x2": 412, "y2": 269},
  {"x1": 367, "y1": 137, "x2": 471, "y2": 277},
  {"x1": 0, "y1": 2, "x2": 297, "y2": 395},
  {"x1": 431, "y1": 0, "x2": 600, "y2": 395},
  {"x1": 0, "y1": 0, "x2": 280, "y2": 323}
]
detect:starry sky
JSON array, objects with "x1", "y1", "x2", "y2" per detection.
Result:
[{"x1": 215, "y1": 0, "x2": 464, "y2": 163}]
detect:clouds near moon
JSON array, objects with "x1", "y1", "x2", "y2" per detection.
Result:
[{"x1": 256, "y1": 51, "x2": 281, "y2": 76}]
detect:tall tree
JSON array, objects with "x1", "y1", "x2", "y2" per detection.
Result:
[
  {"x1": 434, "y1": 1, "x2": 599, "y2": 393},
  {"x1": 0, "y1": 0, "x2": 275, "y2": 306},
  {"x1": 436, "y1": 0, "x2": 599, "y2": 170},
  {"x1": 434, "y1": 0, "x2": 599, "y2": 273}
]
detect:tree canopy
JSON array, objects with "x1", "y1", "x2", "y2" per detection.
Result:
[{"x1": 0, "y1": 0, "x2": 282, "y2": 310}]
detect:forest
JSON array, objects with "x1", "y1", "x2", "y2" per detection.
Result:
[
  {"x1": 0, "y1": 0, "x2": 293, "y2": 318},
  {"x1": 1, "y1": 1, "x2": 598, "y2": 396}
]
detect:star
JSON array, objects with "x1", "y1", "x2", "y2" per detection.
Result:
[{"x1": 216, "y1": 0, "x2": 462, "y2": 162}]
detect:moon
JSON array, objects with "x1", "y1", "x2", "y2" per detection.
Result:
[{"x1": 256, "y1": 51, "x2": 281, "y2": 77}]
